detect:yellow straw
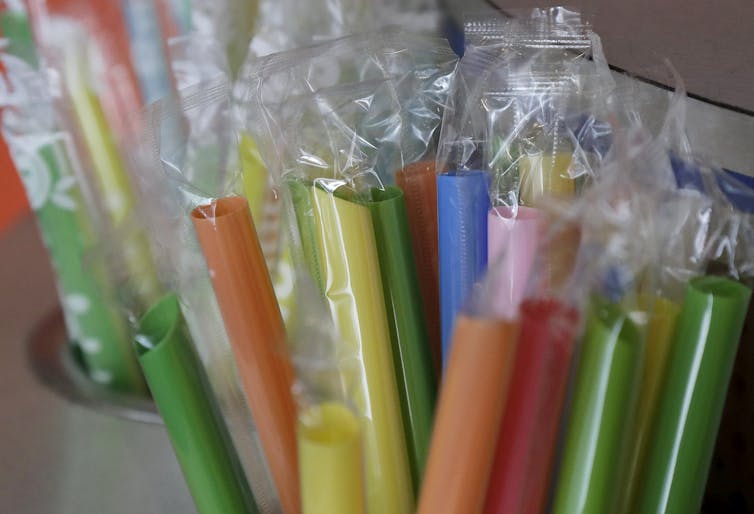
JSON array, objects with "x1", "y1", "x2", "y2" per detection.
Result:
[
  {"x1": 621, "y1": 295, "x2": 681, "y2": 513},
  {"x1": 519, "y1": 151, "x2": 575, "y2": 205},
  {"x1": 239, "y1": 133, "x2": 297, "y2": 328},
  {"x1": 64, "y1": 41, "x2": 160, "y2": 306},
  {"x1": 311, "y1": 185, "x2": 414, "y2": 514},
  {"x1": 299, "y1": 402, "x2": 365, "y2": 514},
  {"x1": 239, "y1": 133, "x2": 268, "y2": 224}
]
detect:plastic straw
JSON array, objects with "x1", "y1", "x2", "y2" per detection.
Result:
[
  {"x1": 310, "y1": 185, "x2": 413, "y2": 514},
  {"x1": 637, "y1": 276, "x2": 751, "y2": 514},
  {"x1": 135, "y1": 294, "x2": 258, "y2": 514},
  {"x1": 63, "y1": 43, "x2": 161, "y2": 307},
  {"x1": 484, "y1": 299, "x2": 580, "y2": 514},
  {"x1": 0, "y1": 9, "x2": 38, "y2": 67},
  {"x1": 121, "y1": 0, "x2": 174, "y2": 104},
  {"x1": 395, "y1": 160, "x2": 441, "y2": 374},
  {"x1": 192, "y1": 197, "x2": 299, "y2": 514},
  {"x1": 704, "y1": 293, "x2": 754, "y2": 509},
  {"x1": 418, "y1": 315, "x2": 519, "y2": 514},
  {"x1": 487, "y1": 206, "x2": 541, "y2": 319},
  {"x1": 240, "y1": 133, "x2": 269, "y2": 224},
  {"x1": 437, "y1": 171, "x2": 490, "y2": 365},
  {"x1": 16, "y1": 137, "x2": 146, "y2": 392},
  {"x1": 519, "y1": 152, "x2": 575, "y2": 206},
  {"x1": 299, "y1": 402, "x2": 365, "y2": 514},
  {"x1": 367, "y1": 186, "x2": 437, "y2": 492},
  {"x1": 552, "y1": 298, "x2": 643, "y2": 514},
  {"x1": 620, "y1": 296, "x2": 681, "y2": 513},
  {"x1": 289, "y1": 179, "x2": 324, "y2": 291}
]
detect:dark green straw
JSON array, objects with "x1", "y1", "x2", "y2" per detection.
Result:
[{"x1": 367, "y1": 186, "x2": 437, "y2": 493}]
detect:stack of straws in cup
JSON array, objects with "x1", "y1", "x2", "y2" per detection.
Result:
[{"x1": 4, "y1": 4, "x2": 754, "y2": 514}]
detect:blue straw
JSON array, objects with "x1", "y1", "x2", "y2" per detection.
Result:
[{"x1": 437, "y1": 170, "x2": 490, "y2": 365}]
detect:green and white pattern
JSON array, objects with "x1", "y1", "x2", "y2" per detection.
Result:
[{"x1": 13, "y1": 132, "x2": 146, "y2": 393}]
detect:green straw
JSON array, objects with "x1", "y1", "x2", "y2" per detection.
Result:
[
  {"x1": 0, "y1": 9, "x2": 38, "y2": 67},
  {"x1": 637, "y1": 276, "x2": 751, "y2": 514},
  {"x1": 136, "y1": 294, "x2": 259, "y2": 514},
  {"x1": 552, "y1": 297, "x2": 643, "y2": 514},
  {"x1": 311, "y1": 185, "x2": 414, "y2": 514},
  {"x1": 18, "y1": 138, "x2": 146, "y2": 393},
  {"x1": 288, "y1": 179, "x2": 324, "y2": 292},
  {"x1": 367, "y1": 186, "x2": 437, "y2": 492}
]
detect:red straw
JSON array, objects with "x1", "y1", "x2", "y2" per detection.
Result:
[{"x1": 484, "y1": 299, "x2": 580, "y2": 514}]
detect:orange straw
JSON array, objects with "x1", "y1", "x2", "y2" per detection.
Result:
[
  {"x1": 192, "y1": 196, "x2": 299, "y2": 514},
  {"x1": 417, "y1": 314, "x2": 519, "y2": 514},
  {"x1": 395, "y1": 160, "x2": 441, "y2": 373}
]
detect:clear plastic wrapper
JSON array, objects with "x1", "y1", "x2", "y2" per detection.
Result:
[
  {"x1": 138, "y1": 83, "x2": 286, "y2": 514},
  {"x1": 191, "y1": 196, "x2": 299, "y2": 514},
  {"x1": 481, "y1": 202, "x2": 585, "y2": 514},
  {"x1": 478, "y1": 127, "x2": 670, "y2": 514},
  {"x1": 265, "y1": 79, "x2": 418, "y2": 512},
  {"x1": 634, "y1": 161, "x2": 754, "y2": 514},
  {"x1": 242, "y1": 33, "x2": 458, "y2": 505},
  {"x1": 25, "y1": 2, "x2": 163, "y2": 315},
  {"x1": 142, "y1": 25, "x2": 458, "y2": 511},
  {"x1": 247, "y1": 0, "x2": 370, "y2": 59},
  {"x1": 287, "y1": 273, "x2": 366, "y2": 514},
  {"x1": 441, "y1": 9, "x2": 614, "y2": 208},
  {"x1": 238, "y1": 29, "x2": 458, "y2": 181},
  {"x1": 540, "y1": 114, "x2": 754, "y2": 514},
  {"x1": 189, "y1": 0, "x2": 258, "y2": 77},
  {"x1": 603, "y1": 71, "x2": 754, "y2": 513},
  {"x1": 0, "y1": 18, "x2": 145, "y2": 392},
  {"x1": 638, "y1": 275, "x2": 750, "y2": 514},
  {"x1": 546, "y1": 129, "x2": 674, "y2": 514},
  {"x1": 245, "y1": 0, "x2": 440, "y2": 62},
  {"x1": 307, "y1": 182, "x2": 414, "y2": 512},
  {"x1": 121, "y1": 0, "x2": 177, "y2": 105},
  {"x1": 435, "y1": 9, "x2": 613, "y2": 366},
  {"x1": 239, "y1": 30, "x2": 457, "y2": 375},
  {"x1": 483, "y1": 296, "x2": 580, "y2": 514}
]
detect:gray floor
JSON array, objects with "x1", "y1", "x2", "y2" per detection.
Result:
[{"x1": 0, "y1": 215, "x2": 196, "y2": 514}]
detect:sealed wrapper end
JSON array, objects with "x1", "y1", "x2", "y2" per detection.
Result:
[
  {"x1": 395, "y1": 160, "x2": 441, "y2": 374},
  {"x1": 311, "y1": 186, "x2": 414, "y2": 514},
  {"x1": 620, "y1": 296, "x2": 681, "y2": 513},
  {"x1": 299, "y1": 402, "x2": 365, "y2": 514},
  {"x1": 487, "y1": 206, "x2": 541, "y2": 319},
  {"x1": 437, "y1": 171, "x2": 490, "y2": 365},
  {"x1": 519, "y1": 152, "x2": 575, "y2": 206},
  {"x1": 552, "y1": 298, "x2": 643, "y2": 514},
  {"x1": 637, "y1": 276, "x2": 751, "y2": 514},
  {"x1": 484, "y1": 299, "x2": 580, "y2": 514},
  {"x1": 191, "y1": 197, "x2": 299, "y2": 514},
  {"x1": 418, "y1": 315, "x2": 519, "y2": 514},
  {"x1": 368, "y1": 186, "x2": 437, "y2": 493},
  {"x1": 135, "y1": 294, "x2": 258, "y2": 514}
]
